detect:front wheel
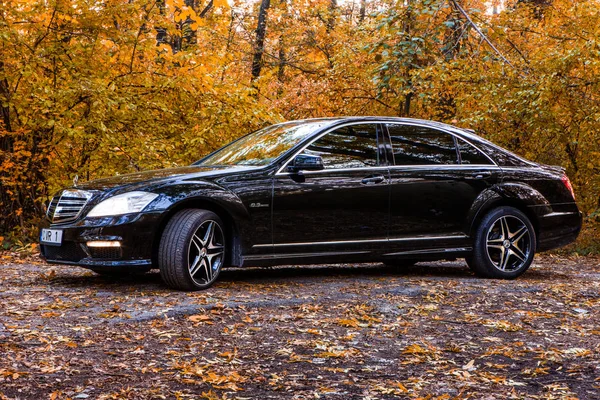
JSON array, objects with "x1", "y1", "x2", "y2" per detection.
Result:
[
  {"x1": 468, "y1": 206, "x2": 536, "y2": 279},
  {"x1": 158, "y1": 209, "x2": 226, "y2": 291}
]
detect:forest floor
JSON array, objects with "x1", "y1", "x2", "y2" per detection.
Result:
[{"x1": 0, "y1": 254, "x2": 598, "y2": 399}]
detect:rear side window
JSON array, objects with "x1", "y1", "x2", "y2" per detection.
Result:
[
  {"x1": 457, "y1": 139, "x2": 494, "y2": 165},
  {"x1": 387, "y1": 124, "x2": 458, "y2": 165},
  {"x1": 304, "y1": 124, "x2": 380, "y2": 169}
]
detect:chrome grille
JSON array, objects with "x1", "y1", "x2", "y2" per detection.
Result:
[{"x1": 47, "y1": 189, "x2": 93, "y2": 224}]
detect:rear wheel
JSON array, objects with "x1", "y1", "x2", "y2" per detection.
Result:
[
  {"x1": 468, "y1": 206, "x2": 536, "y2": 279},
  {"x1": 158, "y1": 209, "x2": 226, "y2": 291}
]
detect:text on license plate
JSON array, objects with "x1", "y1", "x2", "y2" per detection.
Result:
[{"x1": 41, "y1": 229, "x2": 63, "y2": 246}]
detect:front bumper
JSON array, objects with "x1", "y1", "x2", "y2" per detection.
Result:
[{"x1": 39, "y1": 212, "x2": 163, "y2": 268}]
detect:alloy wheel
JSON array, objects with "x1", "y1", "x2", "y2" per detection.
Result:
[
  {"x1": 485, "y1": 215, "x2": 532, "y2": 272},
  {"x1": 187, "y1": 220, "x2": 224, "y2": 286}
]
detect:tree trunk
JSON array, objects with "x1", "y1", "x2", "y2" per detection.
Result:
[
  {"x1": 443, "y1": 2, "x2": 464, "y2": 62},
  {"x1": 358, "y1": 0, "x2": 366, "y2": 24},
  {"x1": 277, "y1": 0, "x2": 288, "y2": 84},
  {"x1": 400, "y1": 0, "x2": 414, "y2": 117},
  {"x1": 402, "y1": 92, "x2": 413, "y2": 117},
  {"x1": 220, "y1": 7, "x2": 237, "y2": 83},
  {"x1": 277, "y1": 40, "x2": 286, "y2": 83},
  {"x1": 0, "y1": 62, "x2": 12, "y2": 136},
  {"x1": 437, "y1": 0, "x2": 466, "y2": 119},
  {"x1": 198, "y1": 0, "x2": 214, "y2": 18},
  {"x1": 326, "y1": 0, "x2": 337, "y2": 33},
  {"x1": 251, "y1": 0, "x2": 271, "y2": 81},
  {"x1": 156, "y1": 0, "x2": 213, "y2": 52}
]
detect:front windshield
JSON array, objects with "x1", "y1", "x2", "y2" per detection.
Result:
[{"x1": 197, "y1": 121, "x2": 330, "y2": 166}]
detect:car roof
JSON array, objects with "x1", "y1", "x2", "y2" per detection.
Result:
[{"x1": 287, "y1": 116, "x2": 474, "y2": 136}]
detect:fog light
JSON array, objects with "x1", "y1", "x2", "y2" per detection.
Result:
[{"x1": 86, "y1": 241, "x2": 121, "y2": 248}]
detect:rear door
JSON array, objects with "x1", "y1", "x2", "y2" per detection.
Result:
[{"x1": 385, "y1": 123, "x2": 500, "y2": 251}]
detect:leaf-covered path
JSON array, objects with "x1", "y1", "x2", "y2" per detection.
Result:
[{"x1": 0, "y1": 255, "x2": 599, "y2": 399}]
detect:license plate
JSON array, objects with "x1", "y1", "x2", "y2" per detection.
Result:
[{"x1": 40, "y1": 229, "x2": 63, "y2": 246}]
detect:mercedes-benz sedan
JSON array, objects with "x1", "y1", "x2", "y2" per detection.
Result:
[{"x1": 40, "y1": 117, "x2": 582, "y2": 290}]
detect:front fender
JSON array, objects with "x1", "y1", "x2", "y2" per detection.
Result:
[{"x1": 147, "y1": 180, "x2": 250, "y2": 221}]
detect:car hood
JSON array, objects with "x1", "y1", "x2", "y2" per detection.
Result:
[{"x1": 74, "y1": 165, "x2": 258, "y2": 191}]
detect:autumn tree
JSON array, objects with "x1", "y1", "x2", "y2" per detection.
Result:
[{"x1": 0, "y1": 0, "x2": 598, "y2": 251}]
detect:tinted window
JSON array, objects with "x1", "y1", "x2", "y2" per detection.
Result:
[
  {"x1": 457, "y1": 139, "x2": 494, "y2": 165},
  {"x1": 387, "y1": 124, "x2": 458, "y2": 165},
  {"x1": 303, "y1": 124, "x2": 380, "y2": 169}
]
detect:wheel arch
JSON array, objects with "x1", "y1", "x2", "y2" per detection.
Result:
[
  {"x1": 467, "y1": 184, "x2": 550, "y2": 246},
  {"x1": 153, "y1": 197, "x2": 246, "y2": 268}
]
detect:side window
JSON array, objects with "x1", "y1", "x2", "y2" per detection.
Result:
[
  {"x1": 304, "y1": 124, "x2": 380, "y2": 169},
  {"x1": 387, "y1": 124, "x2": 458, "y2": 165},
  {"x1": 457, "y1": 139, "x2": 494, "y2": 165}
]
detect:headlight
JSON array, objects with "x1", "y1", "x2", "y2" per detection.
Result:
[{"x1": 87, "y1": 191, "x2": 159, "y2": 217}]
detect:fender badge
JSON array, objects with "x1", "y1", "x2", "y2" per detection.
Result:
[{"x1": 250, "y1": 202, "x2": 269, "y2": 208}]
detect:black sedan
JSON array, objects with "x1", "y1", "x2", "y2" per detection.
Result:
[{"x1": 40, "y1": 117, "x2": 582, "y2": 290}]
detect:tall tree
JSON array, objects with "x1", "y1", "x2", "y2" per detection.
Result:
[
  {"x1": 359, "y1": 0, "x2": 367, "y2": 24},
  {"x1": 401, "y1": 0, "x2": 415, "y2": 117},
  {"x1": 277, "y1": 0, "x2": 289, "y2": 84},
  {"x1": 251, "y1": 0, "x2": 271, "y2": 81},
  {"x1": 0, "y1": 62, "x2": 11, "y2": 135},
  {"x1": 326, "y1": 0, "x2": 338, "y2": 33}
]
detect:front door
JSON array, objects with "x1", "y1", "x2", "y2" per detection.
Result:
[{"x1": 270, "y1": 123, "x2": 390, "y2": 259}]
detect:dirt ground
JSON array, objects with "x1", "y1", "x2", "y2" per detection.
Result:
[{"x1": 0, "y1": 254, "x2": 599, "y2": 399}]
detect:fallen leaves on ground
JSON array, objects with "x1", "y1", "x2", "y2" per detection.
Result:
[{"x1": 0, "y1": 254, "x2": 598, "y2": 399}]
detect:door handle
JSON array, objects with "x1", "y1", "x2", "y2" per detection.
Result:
[
  {"x1": 470, "y1": 171, "x2": 492, "y2": 180},
  {"x1": 362, "y1": 175, "x2": 386, "y2": 185}
]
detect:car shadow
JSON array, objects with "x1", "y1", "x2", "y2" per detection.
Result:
[
  {"x1": 41, "y1": 261, "x2": 477, "y2": 291},
  {"x1": 220, "y1": 261, "x2": 474, "y2": 283}
]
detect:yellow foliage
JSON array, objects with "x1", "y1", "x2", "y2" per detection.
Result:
[
  {"x1": 213, "y1": 0, "x2": 229, "y2": 9},
  {"x1": 0, "y1": 0, "x2": 598, "y2": 251}
]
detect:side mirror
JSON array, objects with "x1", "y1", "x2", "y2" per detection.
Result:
[{"x1": 288, "y1": 154, "x2": 324, "y2": 173}]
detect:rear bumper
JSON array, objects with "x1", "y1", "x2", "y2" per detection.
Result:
[
  {"x1": 39, "y1": 212, "x2": 163, "y2": 268},
  {"x1": 535, "y1": 207, "x2": 582, "y2": 252}
]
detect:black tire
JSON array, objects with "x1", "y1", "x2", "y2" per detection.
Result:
[
  {"x1": 158, "y1": 209, "x2": 226, "y2": 291},
  {"x1": 468, "y1": 206, "x2": 536, "y2": 279},
  {"x1": 90, "y1": 267, "x2": 151, "y2": 276},
  {"x1": 464, "y1": 256, "x2": 476, "y2": 272}
]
